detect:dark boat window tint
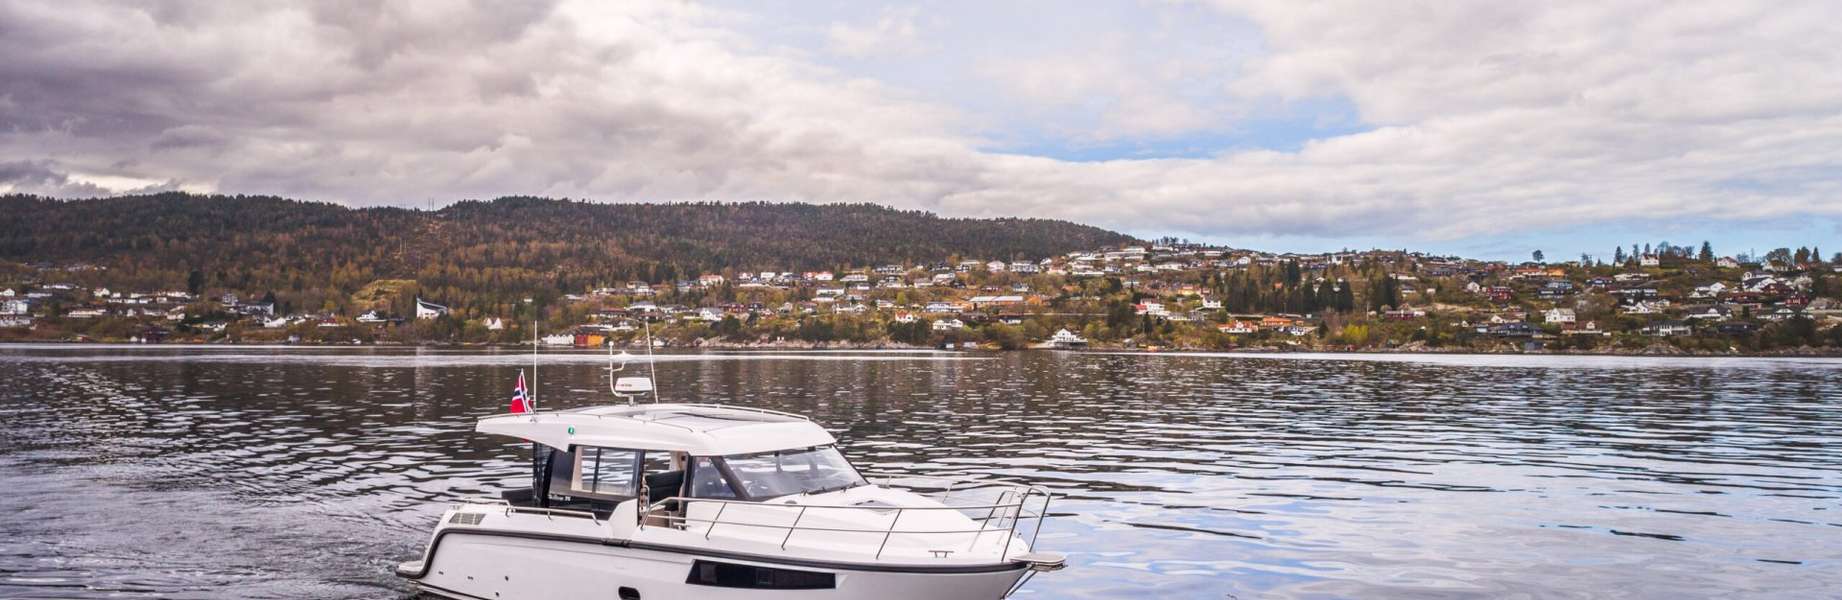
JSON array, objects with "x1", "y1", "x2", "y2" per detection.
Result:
[{"x1": 685, "y1": 560, "x2": 835, "y2": 589}]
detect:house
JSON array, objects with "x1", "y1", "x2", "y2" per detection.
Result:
[
  {"x1": 1201, "y1": 298, "x2": 1223, "y2": 310},
  {"x1": 1716, "y1": 257, "x2": 1741, "y2": 268},
  {"x1": 0, "y1": 315, "x2": 33, "y2": 328},
  {"x1": 1621, "y1": 300, "x2": 1669, "y2": 315},
  {"x1": 1685, "y1": 305, "x2": 1732, "y2": 321},
  {"x1": 65, "y1": 308, "x2": 107, "y2": 318},
  {"x1": 357, "y1": 310, "x2": 388, "y2": 324},
  {"x1": 1640, "y1": 256, "x2": 1661, "y2": 267},
  {"x1": 1134, "y1": 302, "x2": 1167, "y2": 317},
  {"x1": 263, "y1": 316, "x2": 292, "y2": 329},
  {"x1": 485, "y1": 317, "x2": 505, "y2": 331},
  {"x1": 1219, "y1": 320, "x2": 1259, "y2": 334},
  {"x1": 1543, "y1": 308, "x2": 1576, "y2": 324},
  {"x1": 541, "y1": 333, "x2": 575, "y2": 346},
  {"x1": 697, "y1": 274, "x2": 726, "y2": 286},
  {"x1": 1485, "y1": 286, "x2": 1514, "y2": 302},
  {"x1": 1383, "y1": 308, "x2": 1426, "y2": 320},
  {"x1": 1538, "y1": 281, "x2": 1576, "y2": 299},
  {"x1": 1562, "y1": 321, "x2": 1608, "y2": 336},
  {"x1": 931, "y1": 318, "x2": 966, "y2": 331},
  {"x1": 1644, "y1": 321, "x2": 1692, "y2": 337},
  {"x1": 1716, "y1": 321, "x2": 1759, "y2": 336},
  {"x1": 985, "y1": 260, "x2": 1007, "y2": 272},
  {"x1": 969, "y1": 295, "x2": 1025, "y2": 308},
  {"x1": 0, "y1": 299, "x2": 27, "y2": 315},
  {"x1": 924, "y1": 302, "x2": 959, "y2": 314},
  {"x1": 893, "y1": 311, "x2": 917, "y2": 324},
  {"x1": 1482, "y1": 322, "x2": 1537, "y2": 338},
  {"x1": 1260, "y1": 315, "x2": 1296, "y2": 329},
  {"x1": 415, "y1": 298, "x2": 449, "y2": 320},
  {"x1": 1689, "y1": 283, "x2": 1725, "y2": 299},
  {"x1": 1760, "y1": 307, "x2": 1805, "y2": 322},
  {"x1": 0, "y1": 288, "x2": 14, "y2": 297}
]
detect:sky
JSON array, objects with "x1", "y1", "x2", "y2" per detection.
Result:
[{"x1": 2, "y1": 0, "x2": 1840, "y2": 261}]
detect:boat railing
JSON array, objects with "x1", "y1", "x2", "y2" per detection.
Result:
[
  {"x1": 645, "y1": 482, "x2": 1051, "y2": 561},
  {"x1": 450, "y1": 499, "x2": 602, "y2": 524}
]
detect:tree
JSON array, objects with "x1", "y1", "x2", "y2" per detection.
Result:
[
  {"x1": 1532, "y1": 249, "x2": 1544, "y2": 263},
  {"x1": 187, "y1": 269, "x2": 205, "y2": 295},
  {"x1": 1699, "y1": 241, "x2": 1714, "y2": 262},
  {"x1": 1614, "y1": 246, "x2": 1626, "y2": 264}
]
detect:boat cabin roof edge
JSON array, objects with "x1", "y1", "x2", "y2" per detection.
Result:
[{"x1": 477, "y1": 403, "x2": 837, "y2": 456}]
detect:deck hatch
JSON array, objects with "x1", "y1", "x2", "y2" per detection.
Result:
[
  {"x1": 684, "y1": 559, "x2": 836, "y2": 590},
  {"x1": 448, "y1": 512, "x2": 485, "y2": 526}
]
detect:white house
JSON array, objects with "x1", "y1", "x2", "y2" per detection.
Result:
[
  {"x1": 1201, "y1": 298, "x2": 1223, "y2": 310},
  {"x1": 415, "y1": 298, "x2": 449, "y2": 320},
  {"x1": 485, "y1": 317, "x2": 505, "y2": 331},
  {"x1": 1543, "y1": 308, "x2": 1576, "y2": 324},
  {"x1": 0, "y1": 299, "x2": 27, "y2": 315},
  {"x1": 1640, "y1": 255, "x2": 1661, "y2": 267},
  {"x1": 931, "y1": 318, "x2": 966, "y2": 331},
  {"x1": 1134, "y1": 302, "x2": 1167, "y2": 317},
  {"x1": 0, "y1": 288, "x2": 14, "y2": 297},
  {"x1": 985, "y1": 260, "x2": 1007, "y2": 272},
  {"x1": 357, "y1": 310, "x2": 388, "y2": 324}
]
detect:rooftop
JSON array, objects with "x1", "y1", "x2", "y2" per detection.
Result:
[{"x1": 477, "y1": 403, "x2": 836, "y2": 456}]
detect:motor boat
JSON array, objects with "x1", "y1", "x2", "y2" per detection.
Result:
[
  {"x1": 1046, "y1": 329, "x2": 1088, "y2": 349},
  {"x1": 395, "y1": 375, "x2": 1063, "y2": 599}
]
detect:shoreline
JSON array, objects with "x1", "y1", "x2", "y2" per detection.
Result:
[{"x1": 4, "y1": 339, "x2": 1839, "y2": 358}]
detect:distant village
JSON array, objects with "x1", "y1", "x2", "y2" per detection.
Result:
[{"x1": 4, "y1": 241, "x2": 1841, "y2": 354}]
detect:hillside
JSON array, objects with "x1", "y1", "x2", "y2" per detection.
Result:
[{"x1": 0, "y1": 193, "x2": 1135, "y2": 315}]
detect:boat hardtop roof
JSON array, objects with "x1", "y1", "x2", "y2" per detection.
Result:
[{"x1": 477, "y1": 403, "x2": 837, "y2": 456}]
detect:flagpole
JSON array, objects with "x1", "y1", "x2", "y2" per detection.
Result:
[{"x1": 531, "y1": 318, "x2": 539, "y2": 412}]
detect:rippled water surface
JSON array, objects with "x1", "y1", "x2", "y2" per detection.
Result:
[{"x1": 2, "y1": 346, "x2": 1840, "y2": 599}]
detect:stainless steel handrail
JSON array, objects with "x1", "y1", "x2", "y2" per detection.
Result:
[
  {"x1": 650, "y1": 487, "x2": 1052, "y2": 561},
  {"x1": 449, "y1": 500, "x2": 603, "y2": 524}
]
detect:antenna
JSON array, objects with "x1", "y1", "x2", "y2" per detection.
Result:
[
  {"x1": 643, "y1": 319, "x2": 660, "y2": 403},
  {"x1": 607, "y1": 318, "x2": 659, "y2": 405}
]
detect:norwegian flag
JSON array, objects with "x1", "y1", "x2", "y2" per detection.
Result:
[{"x1": 510, "y1": 370, "x2": 531, "y2": 414}]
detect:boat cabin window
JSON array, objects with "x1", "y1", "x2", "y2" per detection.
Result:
[
  {"x1": 717, "y1": 446, "x2": 866, "y2": 500},
  {"x1": 687, "y1": 456, "x2": 739, "y2": 500},
  {"x1": 572, "y1": 447, "x2": 641, "y2": 499}
]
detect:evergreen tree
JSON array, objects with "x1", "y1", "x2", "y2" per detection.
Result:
[{"x1": 1699, "y1": 241, "x2": 1714, "y2": 262}]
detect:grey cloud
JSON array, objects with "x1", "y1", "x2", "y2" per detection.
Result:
[{"x1": 0, "y1": 0, "x2": 1839, "y2": 243}]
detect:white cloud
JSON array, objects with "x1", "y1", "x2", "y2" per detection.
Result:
[
  {"x1": 2, "y1": 0, "x2": 1840, "y2": 247},
  {"x1": 826, "y1": 6, "x2": 922, "y2": 58}
]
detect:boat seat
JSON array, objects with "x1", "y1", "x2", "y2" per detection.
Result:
[{"x1": 645, "y1": 470, "x2": 685, "y2": 505}]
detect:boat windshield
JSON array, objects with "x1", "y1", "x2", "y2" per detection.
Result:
[{"x1": 720, "y1": 446, "x2": 866, "y2": 499}]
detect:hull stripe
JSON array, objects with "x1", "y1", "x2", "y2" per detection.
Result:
[{"x1": 398, "y1": 527, "x2": 1031, "y2": 579}]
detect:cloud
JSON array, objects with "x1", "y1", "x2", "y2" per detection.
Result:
[
  {"x1": 826, "y1": 6, "x2": 922, "y2": 58},
  {"x1": 1, "y1": 0, "x2": 1839, "y2": 249}
]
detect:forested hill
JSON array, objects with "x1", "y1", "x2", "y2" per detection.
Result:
[{"x1": 0, "y1": 193, "x2": 1134, "y2": 311}]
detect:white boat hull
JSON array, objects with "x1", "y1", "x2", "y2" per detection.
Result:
[{"x1": 406, "y1": 531, "x2": 1031, "y2": 600}]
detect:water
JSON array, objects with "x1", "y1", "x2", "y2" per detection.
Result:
[{"x1": 1, "y1": 346, "x2": 1840, "y2": 599}]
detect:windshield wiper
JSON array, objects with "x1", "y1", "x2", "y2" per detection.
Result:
[{"x1": 808, "y1": 481, "x2": 866, "y2": 495}]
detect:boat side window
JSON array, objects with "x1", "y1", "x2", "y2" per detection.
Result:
[
  {"x1": 687, "y1": 456, "x2": 739, "y2": 500},
  {"x1": 572, "y1": 446, "x2": 641, "y2": 499}
]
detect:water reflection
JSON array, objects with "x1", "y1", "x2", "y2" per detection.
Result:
[{"x1": 1, "y1": 346, "x2": 1839, "y2": 598}]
